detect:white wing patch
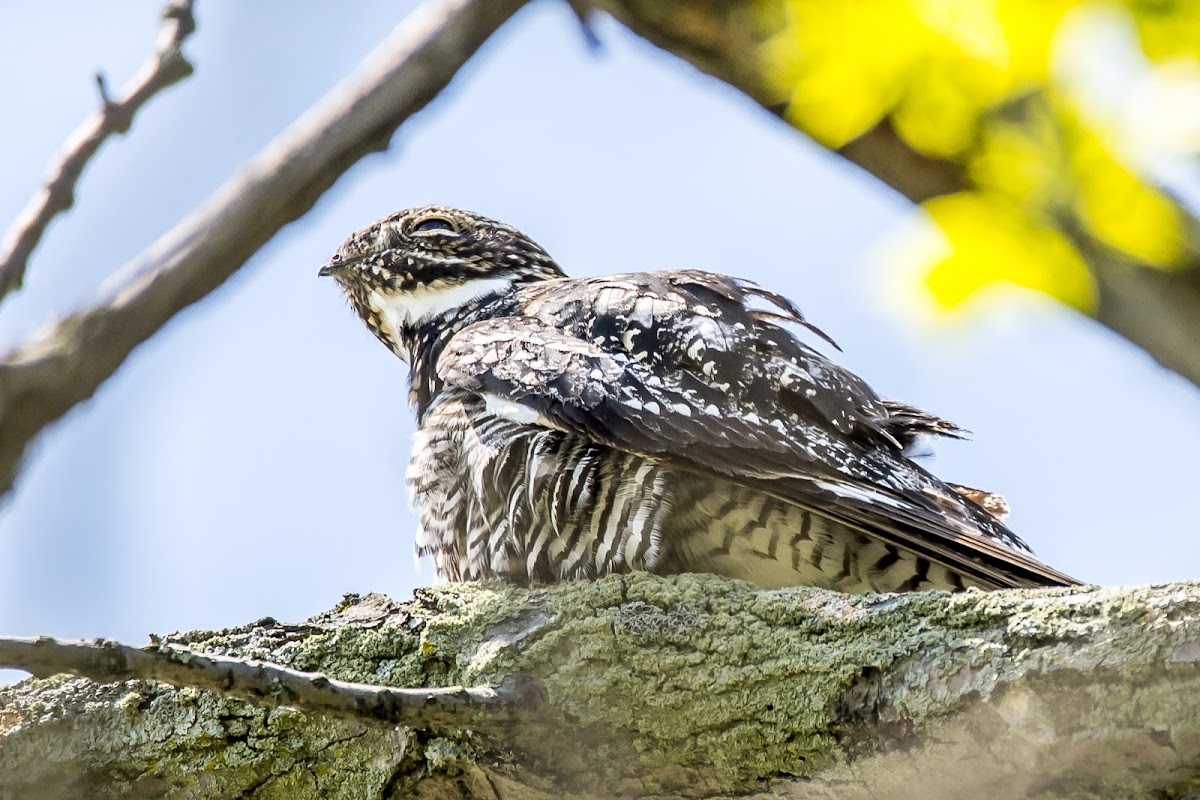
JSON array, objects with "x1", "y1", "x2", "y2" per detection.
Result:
[
  {"x1": 813, "y1": 479, "x2": 907, "y2": 510},
  {"x1": 484, "y1": 393, "x2": 555, "y2": 428}
]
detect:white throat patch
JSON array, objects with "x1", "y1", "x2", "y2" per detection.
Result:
[{"x1": 368, "y1": 277, "x2": 514, "y2": 343}]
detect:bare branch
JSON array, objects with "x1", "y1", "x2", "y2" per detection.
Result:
[
  {"x1": 0, "y1": 0, "x2": 528, "y2": 499},
  {"x1": 0, "y1": 635, "x2": 539, "y2": 732},
  {"x1": 0, "y1": 0, "x2": 197, "y2": 302}
]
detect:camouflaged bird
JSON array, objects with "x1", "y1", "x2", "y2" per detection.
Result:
[{"x1": 320, "y1": 206, "x2": 1077, "y2": 592}]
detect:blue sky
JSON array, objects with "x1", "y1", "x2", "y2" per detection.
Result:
[{"x1": 2, "y1": 0, "x2": 1198, "y2": 653}]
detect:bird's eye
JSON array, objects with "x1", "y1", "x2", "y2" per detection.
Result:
[{"x1": 412, "y1": 217, "x2": 454, "y2": 234}]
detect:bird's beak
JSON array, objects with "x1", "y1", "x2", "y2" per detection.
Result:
[{"x1": 318, "y1": 260, "x2": 347, "y2": 278}]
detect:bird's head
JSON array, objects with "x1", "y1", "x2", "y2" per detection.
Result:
[{"x1": 319, "y1": 205, "x2": 564, "y2": 359}]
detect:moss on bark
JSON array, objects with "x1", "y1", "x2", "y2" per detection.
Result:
[{"x1": 3, "y1": 575, "x2": 1200, "y2": 798}]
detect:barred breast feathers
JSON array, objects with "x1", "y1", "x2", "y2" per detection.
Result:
[{"x1": 433, "y1": 270, "x2": 1078, "y2": 589}]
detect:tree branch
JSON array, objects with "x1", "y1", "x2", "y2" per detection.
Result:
[
  {"x1": 0, "y1": 635, "x2": 538, "y2": 732},
  {"x1": 2, "y1": 575, "x2": 1200, "y2": 799},
  {"x1": 594, "y1": 0, "x2": 1200, "y2": 390},
  {"x1": 0, "y1": 0, "x2": 197, "y2": 302},
  {"x1": 0, "y1": 0, "x2": 528, "y2": 499}
]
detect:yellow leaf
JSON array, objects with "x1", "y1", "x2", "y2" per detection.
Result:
[
  {"x1": 996, "y1": 0, "x2": 1076, "y2": 82},
  {"x1": 1065, "y1": 117, "x2": 1186, "y2": 267},
  {"x1": 921, "y1": 192, "x2": 1097, "y2": 311},
  {"x1": 968, "y1": 100, "x2": 1065, "y2": 206},
  {"x1": 760, "y1": 0, "x2": 928, "y2": 147},
  {"x1": 1125, "y1": 0, "x2": 1200, "y2": 61},
  {"x1": 892, "y1": 57, "x2": 1004, "y2": 157}
]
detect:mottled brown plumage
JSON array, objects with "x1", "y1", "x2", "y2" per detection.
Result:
[{"x1": 320, "y1": 206, "x2": 1077, "y2": 591}]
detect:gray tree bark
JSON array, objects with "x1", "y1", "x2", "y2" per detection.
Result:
[{"x1": 2, "y1": 573, "x2": 1199, "y2": 799}]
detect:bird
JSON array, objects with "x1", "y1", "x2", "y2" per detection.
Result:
[{"x1": 319, "y1": 205, "x2": 1077, "y2": 592}]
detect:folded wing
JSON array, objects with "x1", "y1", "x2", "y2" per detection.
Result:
[{"x1": 436, "y1": 271, "x2": 1076, "y2": 589}]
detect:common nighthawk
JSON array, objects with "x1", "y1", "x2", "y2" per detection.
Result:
[{"x1": 319, "y1": 206, "x2": 1076, "y2": 592}]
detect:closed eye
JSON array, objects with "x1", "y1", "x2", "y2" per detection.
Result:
[{"x1": 412, "y1": 217, "x2": 454, "y2": 234}]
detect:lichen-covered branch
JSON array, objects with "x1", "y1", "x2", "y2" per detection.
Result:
[
  {"x1": 0, "y1": 0, "x2": 197, "y2": 302},
  {"x1": 2, "y1": 575, "x2": 1199, "y2": 799},
  {"x1": 0, "y1": 635, "x2": 538, "y2": 732},
  {"x1": 0, "y1": 0, "x2": 527, "y2": 499},
  {"x1": 591, "y1": 0, "x2": 1200, "y2": 391}
]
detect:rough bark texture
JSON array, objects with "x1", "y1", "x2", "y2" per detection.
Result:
[{"x1": 2, "y1": 574, "x2": 1199, "y2": 799}]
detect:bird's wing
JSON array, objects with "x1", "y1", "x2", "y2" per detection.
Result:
[{"x1": 437, "y1": 271, "x2": 1076, "y2": 589}]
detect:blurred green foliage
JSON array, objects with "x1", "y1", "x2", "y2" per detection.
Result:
[{"x1": 757, "y1": 0, "x2": 1198, "y2": 313}]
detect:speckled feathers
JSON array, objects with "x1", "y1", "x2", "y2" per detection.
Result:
[{"x1": 322, "y1": 206, "x2": 1077, "y2": 590}]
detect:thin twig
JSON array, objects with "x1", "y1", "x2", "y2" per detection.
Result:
[
  {"x1": 0, "y1": 635, "x2": 540, "y2": 730},
  {"x1": 0, "y1": 0, "x2": 529, "y2": 498},
  {"x1": 0, "y1": 0, "x2": 197, "y2": 302}
]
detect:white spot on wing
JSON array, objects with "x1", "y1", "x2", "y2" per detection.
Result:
[
  {"x1": 814, "y1": 479, "x2": 906, "y2": 509},
  {"x1": 631, "y1": 297, "x2": 657, "y2": 326},
  {"x1": 483, "y1": 393, "x2": 552, "y2": 427}
]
